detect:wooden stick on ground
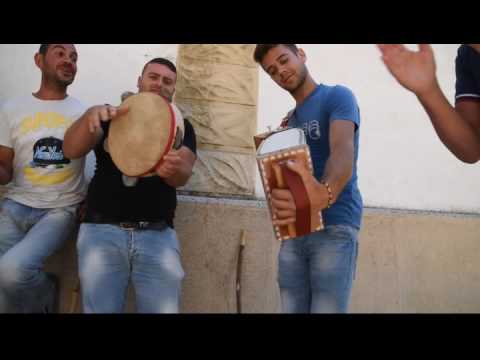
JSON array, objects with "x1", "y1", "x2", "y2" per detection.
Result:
[
  {"x1": 69, "y1": 279, "x2": 81, "y2": 313},
  {"x1": 236, "y1": 230, "x2": 247, "y2": 314}
]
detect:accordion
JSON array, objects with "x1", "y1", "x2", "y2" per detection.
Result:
[{"x1": 255, "y1": 128, "x2": 324, "y2": 241}]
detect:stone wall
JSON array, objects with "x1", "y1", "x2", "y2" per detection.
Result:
[
  {"x1": 175, "y1": 45, "x2": 258, "y2": 198},
  {"x1": 41, "y1": 197, "x2": 480, "y2": 313}
]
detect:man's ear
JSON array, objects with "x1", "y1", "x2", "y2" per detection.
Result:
[
  {"x1": 137, "y1": 76, "x2": 142, "y2": 90},
  {"x1": 34, "y1": 53, "x2": 43, "y2": 70},
  {"x1": 298, "y1": 48, "x2": 307, "y2": 63}
]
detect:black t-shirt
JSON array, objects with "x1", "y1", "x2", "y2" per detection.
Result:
[
  {"x1": 455, "y1": 44, "x2": 480, "y2": 102},
  {"x1": 83, "y1": 117, "x2": 197, "y2": 227}
]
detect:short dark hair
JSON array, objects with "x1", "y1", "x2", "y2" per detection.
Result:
[
  {"x1": 142, "y1": 57, "x2": 177, "y2": 75},
  {"x1": 39, "y1": 44, "x2": 50, "y2": 55},
  {"x1": 253, "y1": 44, "x2": 299, "y2": 63}
]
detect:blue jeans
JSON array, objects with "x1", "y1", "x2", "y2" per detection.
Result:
[
  {"x1": 278, "y1": 225, "x2": 359, "y2": 313},
  {"x1": 77, "y1": 223, "x2": 185, "y2": 313},
  {"x1": 0, "y1": 198, "x2": 77, "y2": 313}
]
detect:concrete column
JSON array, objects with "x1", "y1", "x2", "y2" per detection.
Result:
[{"x1": 174, "y1": 44, "x2": 258, "y2": 197}]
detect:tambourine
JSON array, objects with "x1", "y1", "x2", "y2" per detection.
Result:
[{"x1": 108, "y1": 92, "x2": 185, "y2": 178}]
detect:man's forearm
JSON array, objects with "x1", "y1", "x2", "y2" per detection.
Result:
[
  {"x1": 163, "y1": 165, "x2": 193, "y2": 188},
  {"x1": 63, "y1": 114, "x2": 101, "y2": 159},
  {"x1": 162, "y1": 147, "x2": 196, "y2": 188},
  {"x1": 321, "y1": 149, "x2": 354, "y2": 203},
  {"x1": 0, "y1": 146, "x2": 14, "y2": 185},
  {"x1": 0, "y1": 164, "x2": 12, "y2": 185},
  {"x1": 298, "y1": 151, "x2": 353, "y2": 212},
  {"x1": 418, "y1": 86, "x2": 480, "y2": 163}
]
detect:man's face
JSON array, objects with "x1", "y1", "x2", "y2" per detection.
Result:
[
  {"x1": 261, "y1": 45, "x2": 308, "y2": 93},
  {"x1": 38, "y1": 44, "x2": 78, "y2": 87},
  {"x1": 137, "y1": 63, "x2": 177, "y2": 102}
]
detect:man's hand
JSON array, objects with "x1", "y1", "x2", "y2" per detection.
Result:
[
  {"x1": 153, "y1": 149, "x2": 183, "y2": 179},
  {"x1": 271, "y1": 160, "x2": 330, "y2": 227},
  {"x1": 64, "y1": 104, "x2": 129, "y2": 159},
  {"x1": 377, "y1": 44, "x2": 438, "y2": 97},
  {"x1": 85, "y1": 105, "x2": 129, "y2": 134},
  {"x1": 271, "y1": 188, "x2": 296, "y2": 226}
]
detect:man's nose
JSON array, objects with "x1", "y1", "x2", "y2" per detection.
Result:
[{"x1": 62, "y1": 58, "x2": 74, "y2": 67}]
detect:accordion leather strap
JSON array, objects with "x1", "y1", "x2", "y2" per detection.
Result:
[{"x1": 279, "y1": 162, "x2": 311, "y2": 236}]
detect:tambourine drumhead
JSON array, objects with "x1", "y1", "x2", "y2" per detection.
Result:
[{"x1": 108, "y1": 92, "x2": 183, "y2": 177}]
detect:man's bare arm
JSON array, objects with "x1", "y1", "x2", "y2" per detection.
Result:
[
  {"x1": 418, "y1": 89, "x2": 480, "y2": 163},
  {"x1": 378, "y1": 44, "x2": 480, "y2": 163},
  {"x1": 0, "y1": 145, "x2": 14, "y2": 185},
  {"x1": 320, "y1": 120, "x2": 355, "y2": 203}
]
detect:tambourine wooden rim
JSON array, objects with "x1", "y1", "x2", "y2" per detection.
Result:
[
  {"x1": 108, "y1": 92, "x2": 177, "y2": 177},
  {"x1": 147, "y1": 98, "x2": 176, "y2": 176}
]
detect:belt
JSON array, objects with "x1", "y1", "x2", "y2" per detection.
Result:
[
  {"x1": 117, "y1": 221, "x2": 168, "y2": 231},
  {"x1": 86, "y1": 212, "x2": 170, "y2": 231}
]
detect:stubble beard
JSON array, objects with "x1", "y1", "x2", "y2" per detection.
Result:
[
  {"x1": 45, "y1": 71, "x2": 74, "y2": 91},
  {"x1": 286, "y1": 66, "x2": 308, "y2": 95}
]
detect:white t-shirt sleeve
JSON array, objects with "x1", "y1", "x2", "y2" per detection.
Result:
[{"x1": 0, "y1": 105, "x2": 12, "y2": 148}]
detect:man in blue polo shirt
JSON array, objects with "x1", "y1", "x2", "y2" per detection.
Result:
[
  {"x1": 254, "y1": 44, "x2": 363, "y2": 313},
  {"x1": 378, "y1": 44, "x2": 480, "y2": 164}
]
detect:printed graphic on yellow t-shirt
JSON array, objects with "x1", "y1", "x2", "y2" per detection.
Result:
[
  {"x1": 24, "y1": 166, "x2": 75, "y2": 185},
  {"x1": 20, "y1": 112, "x2": 76, "y2": 186},
  {"x1": 19, "y1": 111, "x2": 71, "y2": 135}
]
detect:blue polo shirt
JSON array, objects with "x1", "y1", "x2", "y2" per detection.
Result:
[{"x1": 288, "y1": 84, "x2": 363, "y2": 230}]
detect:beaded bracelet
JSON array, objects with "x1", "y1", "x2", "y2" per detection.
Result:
[{"x1": 320, "y1": 180, "x2": 334, "y2": 209}]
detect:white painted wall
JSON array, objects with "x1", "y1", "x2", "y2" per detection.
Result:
[{"x1": 1, "y1": 44, "x2": 479, "y2": 213}]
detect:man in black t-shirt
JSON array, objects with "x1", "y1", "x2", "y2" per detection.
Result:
[
  {"x1": 377, "y1": 44, "x2": 480, "y2": 164},
  {"x1": 63, "y1": 58, "x2": 197, "y2": 313}
]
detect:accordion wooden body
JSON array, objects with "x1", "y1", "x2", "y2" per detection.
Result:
[{"x1": 255, "y1": 128, "x2": 324, "y2": 241}]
